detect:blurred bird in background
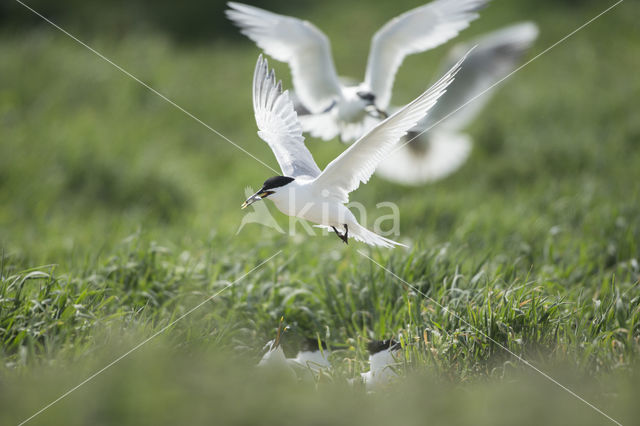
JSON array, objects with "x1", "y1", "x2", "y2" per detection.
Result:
[
  {"x1": 227, "y1": 0, "x2": 490, "y2": 142},
  {"x1": 376, "y1": 22, "x2": 539, "y2": 185},
  {"x1": 227, "y1": 2, "x2": 538, "y2": 186}
]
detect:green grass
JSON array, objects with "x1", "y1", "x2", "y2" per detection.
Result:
[{"x1": 1, "y1": 0, "x2": 639, "y2": 424}]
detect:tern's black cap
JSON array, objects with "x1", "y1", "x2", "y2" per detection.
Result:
[
  {"x1": 262, "y1": 176, "x2": 294, "y2": 190},
  {"x1": 367, "y1": 339, "x2": 401, "y2": 355},
  {"x1": 300, "y1": 337, "x2": 327, "y2": 352}
]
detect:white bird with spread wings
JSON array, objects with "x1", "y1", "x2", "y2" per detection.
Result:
[
  {"x1": 241, "y1": 54, "x2": 467, "y2": 247},
  {"x1": 376, "y1": 22, "x2": 539, "y2": 185},
  {"x1": 227, "y1": 0, "x2": 488, "y2": 142}
]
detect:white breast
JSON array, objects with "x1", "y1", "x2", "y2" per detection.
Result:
[
  {"x1": 269, "y1": 180, "x2": 357, "y2": 228},
  {"x1": 334, "y1": 86, "x2": 367, "y2": 122}
]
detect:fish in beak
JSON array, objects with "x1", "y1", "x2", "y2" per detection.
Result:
[
  {"x1": 357, "y1": 91, "x2": 388, "y2": 119},
  {"x1": 241, "y1": 188, "x2": 273, "y2": 209},
  {"x1": 364, "y1": 104, "x2": 389, "y2": 119}
]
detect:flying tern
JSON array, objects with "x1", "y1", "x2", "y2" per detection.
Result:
[
  {"x1": 227, "y1": 0, "x2": 489, "y2": 142},
  {"x1": 241, "y1": 54, "x2": 466, "y2": 247},
  {"x1": 376, "y1": 22, "x2": 539, "y2": 185}
]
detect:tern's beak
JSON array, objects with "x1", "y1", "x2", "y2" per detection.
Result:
[
  {"x1": 364, "y1": 104, "x2": 389, "y2": 119},
  {"x1": 241, "y1": 189, "x2": 272, "y2": 209}
]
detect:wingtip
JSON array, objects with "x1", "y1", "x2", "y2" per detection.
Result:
[
  {"x1": 254, "y1": 54, "x2": 265, "y2": 80},
  {"x1": 466, "y1": 0, "x2": 493, "y2": 11},
  {"x1": 268, "y1": 68, "x2": 280, "y2": 92},
  {"x1": 514, "y1": 21, "x2": 540, "y2": 40},
  {"x1": 256, "y1": 54, "x2": 270, "y2": 80},
  {"x1": 225, "y1": 1, "x2": 245, "y2": 16},
  {"x1": 458, "y1": 45, "x2": 477, "y2": 62},
  {"x1": 254, "y1": 54, "x2": 284, "y2": 94},
  {"x1": 226, "y1": 1, "x2": 247, "y2": 10},
  {"x1": 449, "y1": 45, "x2": 477, "y2": 77},
  {"x1": 470, "y1": 21, "x2": 540, "y2": 51}
]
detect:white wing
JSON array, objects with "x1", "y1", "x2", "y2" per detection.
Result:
[
  {"x1": 420, "y1": 21, "x2": 539, "y2": 132},
  {"x1": 227, "y1": 2, "x2": 342, "y2": 113},
  {"x1": 312, "y1": 52, "x2": 469, "y2": 202},
  {"x1": 364, "y1": 0, "x2": 488, "y2": 110},
  {"x1": 375, "y1": 131, "x2": 472, "y2": 185},
  {"x1": 253, "y1": 55, "x2": 322, "y2": 178}
]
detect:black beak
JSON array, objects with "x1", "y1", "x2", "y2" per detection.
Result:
[{"x1": 241, "y1": 189, "x2": 272, "y2": 209}]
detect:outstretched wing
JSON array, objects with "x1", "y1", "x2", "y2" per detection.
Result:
[
  {"x1": 364, "y1": 0, "x2": 488, "y2": 110},
  {"x1": 227, "y1": 2, "x2": 342, "y2": 113},
  {"x1": 253, "y1": 55, "x2": 322, "y2": 179},
  {"x1": 419, "y1": 21, "x2": 539, "y2": 132},
  {"x1": 312, "y1": 51, "x2": 470, "y2": 202}
]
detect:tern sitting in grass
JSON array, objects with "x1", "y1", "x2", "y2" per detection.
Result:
[
  {"x1": 360, "y1": 339, "x2": 402, "y2": 389},
  {"x1": 241, "y1": 54, "x2": 467, "y2": 247},
  {"x1": 227, "y1": 0, "x2": 488, "y2": 142},
  {"x1": 258, "y1": 330, "x2": 330, "y2": 378},
  {"x1": 289, "y1": 338, "x2": 331, "y2": 373}
]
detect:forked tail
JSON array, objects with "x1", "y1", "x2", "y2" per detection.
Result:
[
  {"x1": 350, "y1": 223, "x2": 408, "y2": 248},
  {"x1": 316, "y1": 223, "x2": 407, "y2": 248}
]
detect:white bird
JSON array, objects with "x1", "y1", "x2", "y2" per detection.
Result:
[
  {"x1": 257, "y1": 338, "x2": 294, "y2": 372},
  {"x1": 258, "y1": 336, "x2": 330, "y2": 378},
  {"x1": 360, "y1": 339, "x2": 402, "y2": 389},
  {"x1": 227, "y1": 0, "x2": 489, "y2": 142},
  {"x1": 376, "y1": 22, "x2": 539, "y2": 185},
  {"x1": 288, "y1": 339, "x2": 331, "y2": 372},
  {"x1": 241, "y1": 54, "x2": 466, "y2": 247},
  {"x1": 257, "y1": 322, "x2": 297, "y2": 376}
]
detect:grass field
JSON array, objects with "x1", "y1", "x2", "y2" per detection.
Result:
[{"x1": 1, "y1": 0, "x2": 639, "y2": 424}]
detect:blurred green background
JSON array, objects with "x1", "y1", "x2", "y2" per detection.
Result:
[{"x1": 1, "y1": 0, "x2": 639, "y2": 425}]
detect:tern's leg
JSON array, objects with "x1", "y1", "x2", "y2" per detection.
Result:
[
  {"x1": 339, "y1": 224, "x2": 348, "y2": 245},
  {"x1": 331, "y1": 226, "x2": 349, "y2": 245}
]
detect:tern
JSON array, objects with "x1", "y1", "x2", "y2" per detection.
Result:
[
  {"x1": 376, "y1": 22, "x2": 539, "y2": 185},
  {"x1": 257, "y1": 338, "x2": 295, "y2": 373},
  {"x1": 227, "y1": 0, "x2": 489, "y2": 142},
  {"x1": 258, "y1": 334, "x2": 330, "y2": 378},
  {"x1": 241, "y1": 54, "x2": 466, "y2": 247},
  {"x1": 289, "y1": 338, "x2": 331, "y2": 372},
  {"x1": 257, "y1": 320, "x2": 296, "y2": 375},
  {"x1": 360, "y1": 339, "x2": 402, "y2": 389}
]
